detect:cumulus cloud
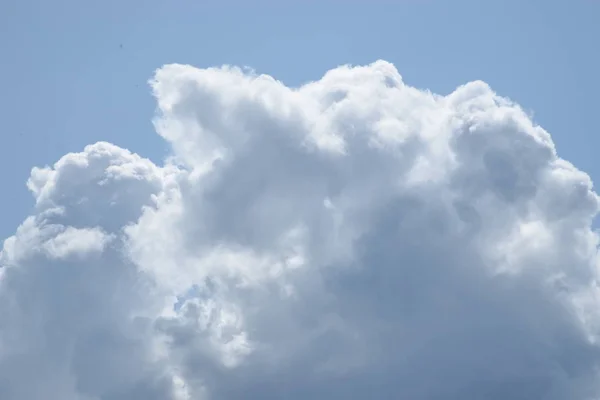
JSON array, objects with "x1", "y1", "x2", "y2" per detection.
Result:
[{"x1": 2, "y1": 60, "x2": 600, "y2": 399}]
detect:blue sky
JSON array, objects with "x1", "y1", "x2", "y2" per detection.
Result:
[{"x1": 1, "y1": 0, "x2": 599, "y2": 238}]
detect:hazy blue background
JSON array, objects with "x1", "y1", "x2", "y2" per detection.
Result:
[{"x1": 1, "y1": 0, "x2": 598, "y2": 238}]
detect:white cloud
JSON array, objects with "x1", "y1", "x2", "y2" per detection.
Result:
[
  {"x1": 1, "y1": 60, "x2": 600, "y2": 399},
  {"x1": 43, "y1": 227, "x2": 112, "y2": 260}
]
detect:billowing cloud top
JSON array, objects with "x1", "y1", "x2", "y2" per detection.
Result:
[{"x1": 2, "y1": 60, "x2": 600, "y2": 399}]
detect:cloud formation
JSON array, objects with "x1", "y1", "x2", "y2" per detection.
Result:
[{"x1": 2, "y1": 60, "x2": 600, "y2": 399}]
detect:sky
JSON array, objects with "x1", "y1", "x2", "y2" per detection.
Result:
[
  {"x1": 2, "y1": 1, "x2": 600, "y2": 399},
  {"x1": 1, "y1": 0, "x2": 599, "y2": 238}
]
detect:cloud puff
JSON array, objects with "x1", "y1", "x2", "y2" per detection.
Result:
[{"x1": 2, "y1": 60, "x2": 600, "y2": 399}]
